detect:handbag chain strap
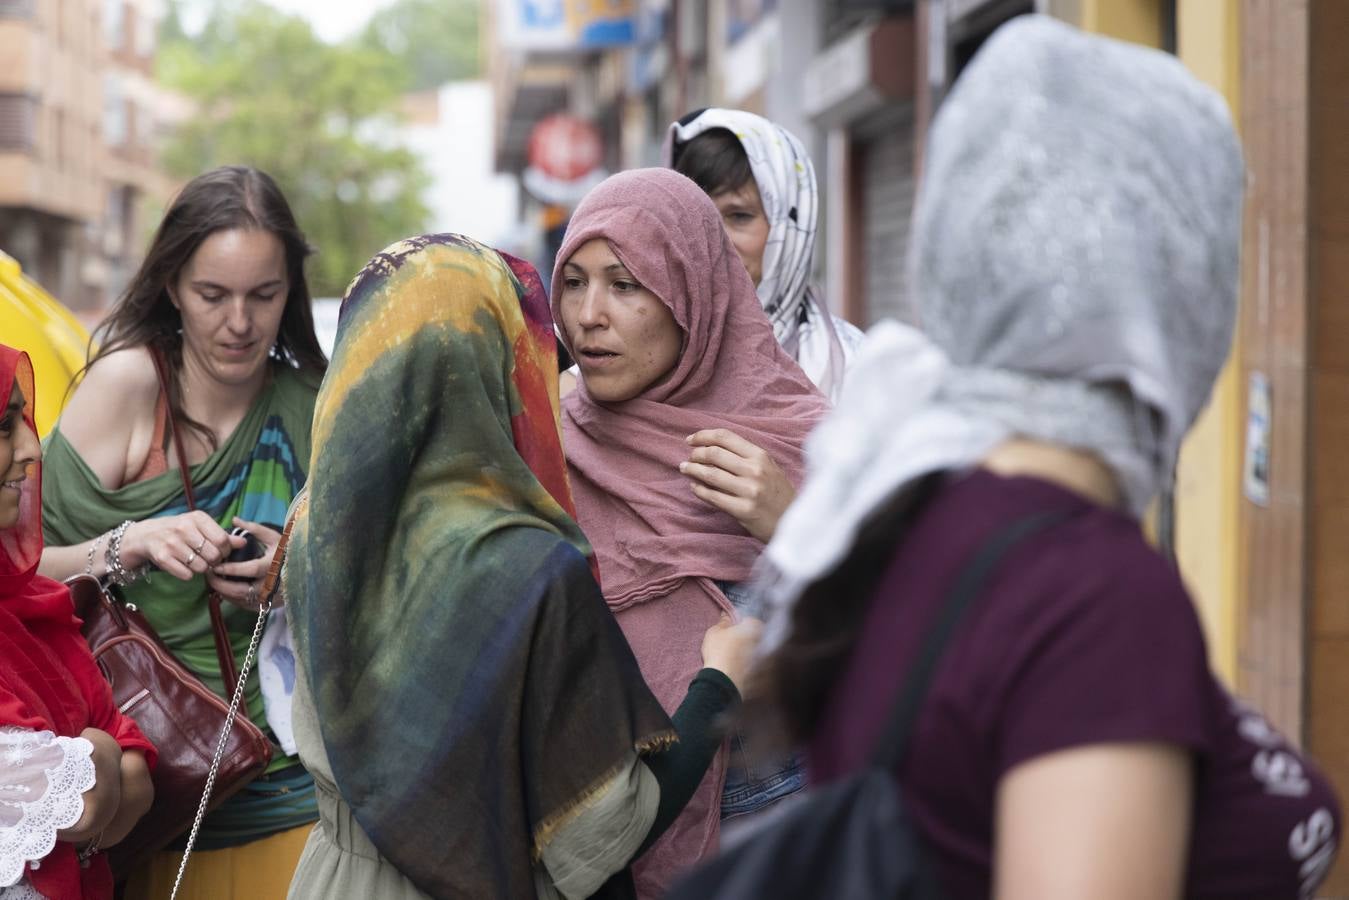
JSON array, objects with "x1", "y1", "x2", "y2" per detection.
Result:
[
  {"x1": 167, "y1": 591, "x2": 271, "y2": 900},
  {"x1": 168, "y1": 515, "x2": 295, "y2": 899}
]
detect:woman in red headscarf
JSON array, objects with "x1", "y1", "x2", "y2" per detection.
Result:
[{"x1": 0, "y1": 343, "x2": 156, "y2": 899}]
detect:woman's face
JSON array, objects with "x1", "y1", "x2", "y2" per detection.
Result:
[
  {"x1": 711, "y1": 179, "x2": 770, "y2": 287},
  {"x1": 169, "y1": 227, "x2": 289, "y2": 387},
  {"x1": 559, "y1": 239, "x2": 683, "y2": 403},
  {"x1": 0, "y1": 382, "x2": 40, "y2": 530}
]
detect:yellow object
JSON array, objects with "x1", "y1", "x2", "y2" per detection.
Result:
[
  {"x1": 0, "y1": 250, "x2": 91, "y2": 436},
  {"x1": 122, "y1": 823, "x2": 313, "y2": 900}
]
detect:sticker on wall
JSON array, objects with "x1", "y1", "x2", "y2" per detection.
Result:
[{"x1": 1243, "y1": 371, "x2": 1271, "y2": 506}]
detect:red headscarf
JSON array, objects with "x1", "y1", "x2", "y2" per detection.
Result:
[
  {"x1": 551, "y1": 170, "x2": 830, "y2": 897},
  {"x1": 0, "y1": 345, "x2": 68, "y2": 623}
]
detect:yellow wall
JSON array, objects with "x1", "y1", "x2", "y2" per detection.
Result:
[
  {"x1": 1074, "y1": 0, "x2": 1244, "y2": 684},
  {"x1": 1173, "y1": 0, "x2": 1243, "y2": 686},
  {"x1": 1079, "y1": 0, "x2": 1163, "y2": 47}
]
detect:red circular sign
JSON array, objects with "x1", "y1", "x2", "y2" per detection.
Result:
[{"x1": 528, "y1": 114, "x2": 603, "y2": 182}]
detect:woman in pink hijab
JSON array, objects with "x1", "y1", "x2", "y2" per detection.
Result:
[{"x1": 551, "y1": 168, "x2": 829, "y2": 896}]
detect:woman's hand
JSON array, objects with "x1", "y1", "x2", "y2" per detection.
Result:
[
  {"x1": 681, "y1": 429, "x2": 796, "y2": 542},
  {"x1": 700, "y1": 614, "x2": 764, "y2": 694},
  {"x1": 207, "y1": 517, "x2": 284, "y2": 610},
  {"x1": 122, "y1": 511, "x2": 232, "y2": 581},
  {"x1": 57, "y1": 728, "x2": 122, "y2": 844},
  {"x1": 100, "y1": 750, "x2": 154, "y2": 848}
]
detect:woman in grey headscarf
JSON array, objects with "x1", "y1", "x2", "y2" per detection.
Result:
[{"x1": 753, "y1": 15, "x2": 1339, "y2": 900}]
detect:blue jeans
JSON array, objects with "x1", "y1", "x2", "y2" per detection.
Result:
[{"x1": 715, "y1": 580, "x2": 807, "y2": 819}]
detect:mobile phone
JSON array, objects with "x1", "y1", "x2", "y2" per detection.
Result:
[{"x1": 223, "y1": 527, "x2": 266, "y2": 582}]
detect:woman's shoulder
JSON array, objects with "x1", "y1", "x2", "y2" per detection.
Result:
[
  {"x1": 54, "y1": 346, "x2": 159, "y2": 475},
  {"x1": 938, "y1": 483, "x2": 1214, "y2": 764},
  {"x1": 71, "y1": 345, "x2": 158, "y2": 404},
  {"x1": 890, "y1": 471, "x2": 1210, "y2": 702},
  {"x1": 952, "y1": 474, "x2": 1203, "y2": 643}
]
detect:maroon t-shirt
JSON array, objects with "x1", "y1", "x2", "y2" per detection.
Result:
[{"x1": 809, "y1": 470, "x2": 1340, "y2": 899}]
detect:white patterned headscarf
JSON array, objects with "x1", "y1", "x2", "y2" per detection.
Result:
[
  {"x1": 760, "y1": 14, "x2": 1245, "y2": 650},
  {"x1": 664, "y1": 109, "x2": 852, "y2": 400}
]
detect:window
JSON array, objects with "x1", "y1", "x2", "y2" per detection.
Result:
[
  {"x1": 0, "y1": 0, "x2": 35, "y2": 19},
  {"x1": 0, "y1": 93, "x2": 36, "y2": 150},
  {"x1": 103, "y1": 0, "x2": 124, "y2": 49},
  {"x1": 103, "y1": 76, "x2": 127, "y2": 146},
  {"x1": 135, "y1": 5, "x2": 155, "y2": 56},
  {"x1": 823, "y1": 0, "x2": 911, "y2": 45},
  {"x1": 53, "y1": 108, "x2": 66, "y2": 169}
]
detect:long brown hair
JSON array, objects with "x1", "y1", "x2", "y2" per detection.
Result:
[{"x1": 86, "y1": 166, "x2": 327, "y2": 448}]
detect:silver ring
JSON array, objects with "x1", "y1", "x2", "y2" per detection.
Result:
[
  {"x1": 184, "y1": 549, "x2": 198, "y2": 566},
  {"x1": 193, "y1": 537, "x2": 208, "y2": 554}
]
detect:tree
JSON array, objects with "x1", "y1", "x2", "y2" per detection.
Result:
[
  {"x1": 158, "y1": 1, "x2": 430, "y2": 296},
  {"x1": 357, "y1": 0, "x2": 481, "y2": 90},
  {"x1": 159, "y1": 0, "x2": 189, "y2": 47}
]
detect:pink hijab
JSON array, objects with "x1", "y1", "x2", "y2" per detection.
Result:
[{"x1": 551, "y1": 168, "x2": 828, "y2": 895}]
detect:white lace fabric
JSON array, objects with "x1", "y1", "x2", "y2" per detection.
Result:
[
  {"x1": 0, "y1": 727, "x2": 95, "y2": 890},
  {"x1": 0, "y1": 878, "x2": 45, "y2": 899}
]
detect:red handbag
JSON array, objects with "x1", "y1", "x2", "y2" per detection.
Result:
[{"x1": 69, "y1": 574, "x2": 273, "y2": 876}]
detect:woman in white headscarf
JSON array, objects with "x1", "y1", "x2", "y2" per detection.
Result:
[
  {"x1": 753, "y1": 15, "x2": 1339, "y2": 900},
  {"x1": 665, "y1": 109, "x2": 863, "y2": 403}
]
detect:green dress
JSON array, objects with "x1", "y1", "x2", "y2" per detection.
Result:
[{"x1": 41, "y1": 362, "x2": 320, "y2": 846}]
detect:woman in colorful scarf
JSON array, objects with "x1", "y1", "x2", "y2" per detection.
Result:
[
  {"x1": 757, "y1": 16, "x2": 1339, "y2": 899},
  {"x1": 36, "y1": 167, "x2": 327, "y2": 899},
  {"x1": 1, "y1": 343, "x2": 157, "y2": 900},
  {"x1": 283, "y1": 234, "x2": 760, "y2": 900},
  {"x1": 665, "y1": 108, "x2": 864, "y2": 403},
  {"x1": 552, "y1": 168, "x2": 831, "y2": 897}
]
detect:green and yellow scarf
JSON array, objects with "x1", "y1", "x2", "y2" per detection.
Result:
[{"x1": 285, "y1": 234, "x2": 672, "y2": 898}]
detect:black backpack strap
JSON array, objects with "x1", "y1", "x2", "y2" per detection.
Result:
[{"x1": 871, "y1": 509, "x2": 1071, "y2": 770}]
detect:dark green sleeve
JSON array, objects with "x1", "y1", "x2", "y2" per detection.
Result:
[{"x1": 636, "y1": 668, "x2": 740, "y2": 854}]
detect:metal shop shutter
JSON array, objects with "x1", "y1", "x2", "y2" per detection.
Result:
[{"x1": 857, "y1": 104, "x2": 916, "y2": 327}]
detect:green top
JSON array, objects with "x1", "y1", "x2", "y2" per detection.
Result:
[{"x1": 41, "y1": 364, "x2": 318, "y2": 764}]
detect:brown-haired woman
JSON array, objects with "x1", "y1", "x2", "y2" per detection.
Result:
[{"x1": 37, "y1": 165, "x2": 327, "y2": 899}]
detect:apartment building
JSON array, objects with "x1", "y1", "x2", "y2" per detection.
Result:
[
  {"x1": 0, "y1": 0, "x2": 102, "y2": 309},
  {"x1": 0, "y1": 0, "x2": 178, "y2": 316}
]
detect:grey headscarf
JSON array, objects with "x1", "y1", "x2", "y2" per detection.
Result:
[{"x1": 762, "y1": 14, "x2": 1244, "y2": 646}]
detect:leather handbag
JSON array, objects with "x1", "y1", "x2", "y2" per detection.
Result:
[
  {"x1": 70, "y1": 348, "x2": 274, "y2": 876},
  {"x1": 69, "y1": 575, "x2": 273, "y2": 876}
]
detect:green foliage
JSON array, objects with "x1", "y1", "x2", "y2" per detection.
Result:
[
  {"x1": 358, "y1": 0, "x2": 482, "y2": 89},
  {"x1": 157, "y1": 0, "x2": 432, "y2": 296}
]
